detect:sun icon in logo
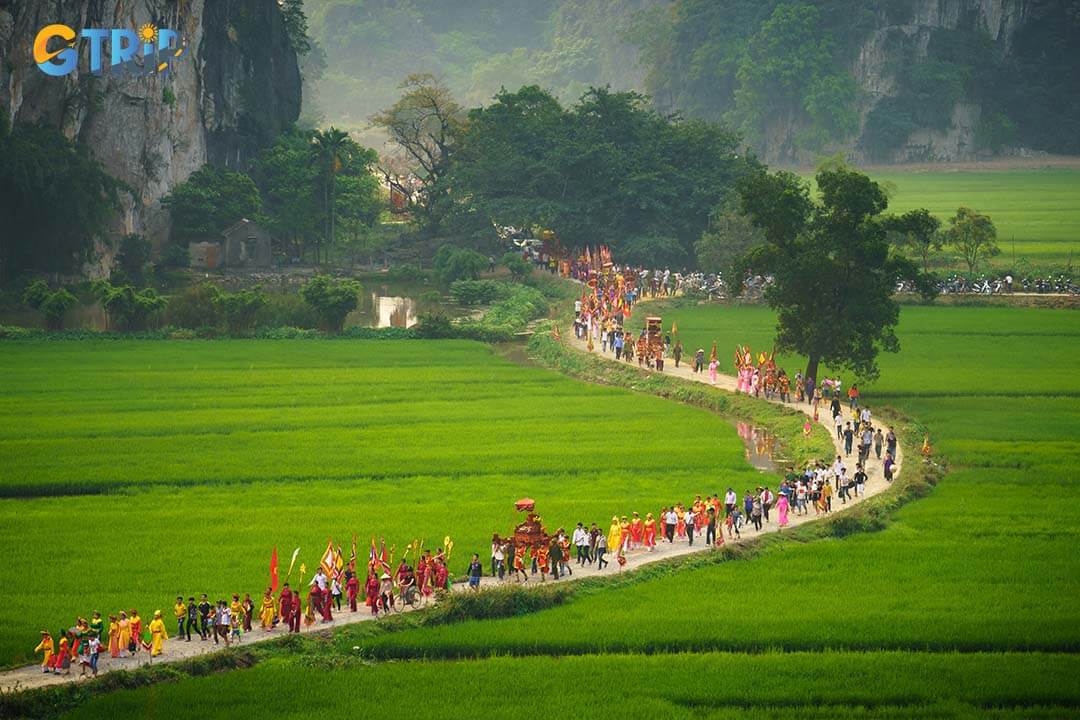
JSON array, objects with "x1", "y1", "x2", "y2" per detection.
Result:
[{"x1": 138, "y1": 23, "x2": 159, "y2": 46}]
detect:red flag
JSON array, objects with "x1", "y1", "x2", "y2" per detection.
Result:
[
  {"x1": 380, "y1": 538, "x2": 389, "y2": 572},
  {"x1": 270, "y1": 546, "x2": 279, "y2": 593},
  {"x1": 369, "y1": 537, "x2": 378, "y2": 568}
]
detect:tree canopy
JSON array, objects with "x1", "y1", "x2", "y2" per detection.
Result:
[
  {"x1": 0, "y1": 118, "x2": 125, "y2": 278},
  {"x1": 444, "y1": 85, "x2": 754, "y2": 263},
  {"x1": 736, "y1": 165, "x2": 932, "y2": 381},
  {"x1": 162, "y1": 165, "x2": 261, "y2": 242},
  {"x1": 253, "y1": 125, "x2": 381, "y2": 265}
]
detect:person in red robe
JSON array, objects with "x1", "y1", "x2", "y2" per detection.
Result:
[
  {"x1": 629, "y1": 512, "x2": 644, "y2": 547},
  {"x1": 643, "y1": 513, "x2": 657, "y2": 550},
  {"x1": 278, "y1": 585, "x2": 293, "y2": 628},
  {"x1": 433, "y1": 558, "x2": 449, "y2": 590},
  {"x1": 290, "y1": 590, "x2": 301, "y2": 632},
  {"x1": 320, "y1": 583, "x2": 334, "y2": 622},
  {"x1": 346, "y1": 572, "x2": 360, "y2": 612},
  {"x1": 364, "y1": 572, "x2": 380, "y2": 616},
  {"x1": 418, "y1": 554, "x2": 434, "y2": 599}
]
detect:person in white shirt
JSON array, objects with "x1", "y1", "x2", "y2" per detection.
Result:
[
  {"x1": 573, "y1": 523, "x2": 589, "y2": 565},
  {"x1": 724, "y1": 488, "x2": 737, "y2": 515},
  {"x1": 683, "y1": 507, "x2": 697, "y2": 545}
]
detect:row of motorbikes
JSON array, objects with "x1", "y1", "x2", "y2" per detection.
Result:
[{"x1": 897, "y1": 275, "x2": 1079, "y2": 296}]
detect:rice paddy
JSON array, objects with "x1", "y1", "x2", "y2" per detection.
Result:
[
  {"x1": 61, "y1": 652, "x2": 1080, "y2": 720},
  {"x1": 6, "y1": 303, "x2": 1080, "y2": 717},
  {"x1": 818, "y1": 168, "x2": 1080, "y2": 268},
  {"x1": 0, "y1": 339, "x2": 760, "y2": 666}
]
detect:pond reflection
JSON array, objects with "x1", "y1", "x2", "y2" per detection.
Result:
[{"x1": 735, "y1": 421, "x2": 779, "y2": 472}]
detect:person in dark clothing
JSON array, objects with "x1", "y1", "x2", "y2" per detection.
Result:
[
  {"x1": 830, "y1": 396, "x2": 841, "y2": 418},
  {"x1": 185, "y1": 597, "x2": 198, "y2": 641},
  {"x1": 467, "y1": 554, "x2": 483, "y2": 591},
  {"x1": 705, "y1": 506, "x2": 717, "y2": 546},
  {"x1": 197, "y1": 594, "x2": 211, "y2": 640},
  {"x1": 843, "y1": 423, "x2": 854, "y2": 455}
]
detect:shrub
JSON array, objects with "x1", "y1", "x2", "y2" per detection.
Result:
[
  {"x1": 501, "y1": 251, "x2": 532, "y2": 281},
  {"x1": 22, "y1": 280, "x2": 51, "y2": 309},
  {"x1": 299, "y1": 275, "x2": 362, "y2": 333},
  {"x1": 215, "y1": 287, "x2": 267, "y2": 334},
  {"x1": 433, "y1": 245, "x2": 487, "y2": 284},
  {"x1": 165, "y1": 284, "x2": 222, "y2": 329},
  {"x1": 254, "y1": 292, "x2": 318, "y2": 329},
  {"x1": 39, "y1": 289, "x2": 77, "y2": 331},
  {"x1": 115, "y1": 234, "x2": 152, "y2": 283},
  {"x1": 387, "y1": 263, "x2": 427, "y2": 282},
  {"x1": 162, "y1": 243, "x2": 190, "y2": 268},
  {"x1": 22, "y1": 281, "x2": 78, "y2": 330},
  {"x1": 91, "y1": 280, "x2": 168, "y2": 331},
  {"x1": 449, "y1": 280, "x2": 508, "y2": 305},
  {"x1": 418, "y1": 290, "x2": 442, "y2": 304},
  {"x1": 415, "y1": 311, "x2": 455, "y2": 338},
  {"x1": 254, "y1": 326, "x2": 321, "y2": 340}
]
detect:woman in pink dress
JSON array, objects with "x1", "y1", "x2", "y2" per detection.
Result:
[
  {"x1": 708, "y1": 359, "x2": 718, "y2": 384},
  {"x1": 777, "y1": 493, "x2": 790, "y2": 528}
]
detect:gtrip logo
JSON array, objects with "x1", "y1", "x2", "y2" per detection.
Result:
[{"x1": 33, "y1": 23, "x2": 188, "y2": 77}]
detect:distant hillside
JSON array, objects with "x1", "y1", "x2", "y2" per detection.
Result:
[
  {"x1": 305, "y1": 0, "x2": 1079, "y2": 166},
  {"x1": 630, "y1": 0, "x2": 1080, "y2": 164}
]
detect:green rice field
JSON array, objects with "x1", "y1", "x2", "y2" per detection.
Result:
[
  {"x1": 0, "y1": 339, "x2": 761, "y2": 666},
  {"x1": 813, "y1": 168, "x2": 1080, "y2": 269},
  {"x1": 63, "y1": 652, "x2": 1080, "y2": 719},
  {"x1": 7, "y1": 303, "x2": 1080, "y2": 718}
]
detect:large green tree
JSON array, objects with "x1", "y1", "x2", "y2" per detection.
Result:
[
  {"x1": 162, "y1": 165, "x2": 260, "y2": 242},
  {"x1": 736, "y1": 166, "x2": 932, "y2": 381},
  {"x1": 445, "y1": 85, "x2": 752, "y2": 261},
  {"x1": 0, "y1": 118, "x2": 125, "y2": 278},
  {"x1": 254, "y1": 127, "x2": 321, "y2": 261},
  {"x1": 881, "y1": 208, "x2": 942, "y2": 273},
  {"x1": 946, "y1": 206, "x2": 999, "y2": 274}
]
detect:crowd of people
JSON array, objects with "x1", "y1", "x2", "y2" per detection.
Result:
[
  {"x1": 33, "y1": 609, "x2": 169, "y2": 677},
  {"x1": 28, "y1": 250, "x2": 900, "y2": 681},
  {"x1": 31, "y1": 545, "x2": 464, "y2": 673}
]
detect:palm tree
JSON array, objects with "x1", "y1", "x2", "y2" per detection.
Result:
[{"x1": 312, "y1": 127, "x2": 350, "y2": 266}]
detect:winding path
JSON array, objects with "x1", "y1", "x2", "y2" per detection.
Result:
[{"x1": 0, "y1": 327, "x2": 901, "y2": 694}]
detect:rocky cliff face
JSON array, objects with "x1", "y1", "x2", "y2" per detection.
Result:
[
  {"x1": 757, "y1": 0, "x2": 1034, "y2": 165},
  {"x1": 850, "y1": 0, "x2": 1030, "y2": 164},
  {"x1": 0, "y1": 0, "x2": 300, "y2": 272}
]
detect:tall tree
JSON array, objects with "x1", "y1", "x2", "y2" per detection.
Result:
[
  {"x1": 736, "y1": 165, "x2": 932, "y2": 381},
  {"x1": 882, "y1": 208, "x2": 943, "y2": 273},
  {"x1": 312, "y1": 127, "x2": 350, "y2": 266},
  {"x1": 945, "y1": 206, "x2": 999, "y2": 274},
  {"x1": 372, "y1": 74, "x2": 464, "y2": 231},
  {"x1": 254, "y1": 127, "x2": 321, "y2": 262}
]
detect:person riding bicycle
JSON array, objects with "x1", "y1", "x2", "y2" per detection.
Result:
[{"x1": 396, "y1": 562, "x2": 417, "y2": 604}]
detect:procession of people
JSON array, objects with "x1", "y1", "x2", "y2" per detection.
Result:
[{"x1": 28, "y1": 253, "x2": 899, "y2": 684}]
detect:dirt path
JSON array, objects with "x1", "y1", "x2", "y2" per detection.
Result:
[{"x1": 0, "y1": 331, "x2": 901, "y2": 695}]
